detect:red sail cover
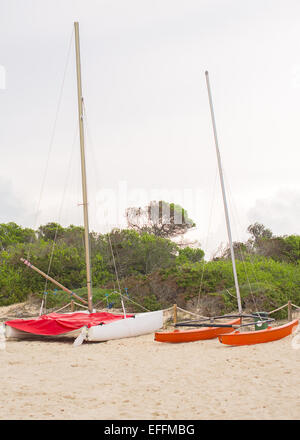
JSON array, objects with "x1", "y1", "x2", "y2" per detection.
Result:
[{"x1": 5, "y1": 312, "x2": 134, "y2": 336}]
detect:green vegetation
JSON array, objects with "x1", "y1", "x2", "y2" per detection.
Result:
[{"x1": 0, "y1": 220, "x2": 299, "y2": 318}]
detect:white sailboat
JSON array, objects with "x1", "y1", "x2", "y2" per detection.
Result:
[
  {"x1": 205, "y1": 71, "x2": 298, "y2": 345},
  {"x1": 4, "y1": 22, "x2": 163, "y2": 344},
  {"x1": 155, "y1": 71, "x2": 298, "y2": 345}
]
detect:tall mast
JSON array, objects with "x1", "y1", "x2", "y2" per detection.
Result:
[
  {"x1": 205, "y1": 71, "x2": 243, "y2": 315},
  {"x1": 74, "y1": 22, "x2": 93, "y2": 313}
]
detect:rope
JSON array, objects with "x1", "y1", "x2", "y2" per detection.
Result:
[
  {"x1": 268, "y1": 303, "x2": 289, "y2": 315},
  {"x1": 72, "y1": 301, "x2": 89, "y2": 309},
  {"x1": 223, "y1": 169, "x2": 292, "y2": 315},
  {"x1": 92, "y1": 290, "x2": 126, "y2": 309},
  {"x1": 24, "y1": 27, "x2": 75, "y2": 315},
  {"x1": 119, "y1": 293, "x2": 150, "y2": 312},
  {"x1": 26, "y1": 28, "x2": 74, "y2": 262},
  {"x1": 268, "y1": 302, "x2": 300, "y2": 314},
  {"x1": 225, "y1": 288, "x2": 236, "y2": 298},
  {"x1": 41, "y1": 127, "x2": 79, "y2": 315},
  {"x1": 83, "y1": 99, "x2": 182, "y2": 316},
  {"x1": 162, "y1": 306, "x2": 175, "y2": 312},
  {"x1": 292, "y1": 303, "x2": 300, "y2": 310},
  {"x1": 52, "y1": 302, "x2": 72, "y2": 313},
  {"x1": 54, "y1": 299, "x2": 300, "y2": 315},
  {"x1": 53, "y1": 300, "x2": 90, "y2": 313},
  {"x1": 176, "y1": 306, "x2": 209, "y2": 319},
  {"x1": 196, "y1": 168, "x2": 218, "y2": 309},
  {"x1": 81, "y1": 100, "x2": 145, "y2": 315},
  {"x1": 222, "y1": 169, "x2": 262, "y2": 313}
]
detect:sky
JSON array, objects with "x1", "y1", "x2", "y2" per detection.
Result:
[{"x1": 1, "y1": 0, "x2": 300, "y2": 259}]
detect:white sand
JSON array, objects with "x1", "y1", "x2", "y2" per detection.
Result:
[{"x1": 0, "y1": 324, "x2": 299, "y2": 420}]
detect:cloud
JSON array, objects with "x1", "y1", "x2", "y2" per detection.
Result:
[{"x1": 248, "y1": 189, "x2": 300, "y2": 236}]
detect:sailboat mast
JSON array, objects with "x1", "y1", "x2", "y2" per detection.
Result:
[
  {"x1": 205, "y1": 71, "x2": 243, "y2": 315},
  {"x1": 74, "y1": 22, "x2": 93, "y2": 313}
]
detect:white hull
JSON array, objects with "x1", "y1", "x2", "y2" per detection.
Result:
[
  {"x1": 4, "y1": 310, "x2": 163, "y2": 342},
  {"x1": 87, "y1": 310, "x2": 163, "y2": 341}
]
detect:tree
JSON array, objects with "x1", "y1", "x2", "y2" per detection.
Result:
[
  {"x1": 95, "y1": 228, "x2": 178, "y2": 277},
  {"x1": 246, "y1": 222, "x2": 274, "y2": 256},
  {"x1": 283, "y1": 235, "x2": 300, "y2": 263},
  {"x1": 247, "y1": 223, "x2": 273, "y2": 244},
  {"x1": 247, "y1": 223, "x2": 300, "y2": 263},
  {"x1": 218, "y1": 241, "x2": 252, "y2": 261},
  {"x1": 176, "y1": 247, "x2": 204, "y2": 264},
  {"x1": 37, "y1": 222, "x2": 65, "y2": 241},
  {"x1": 59, "y1": 225, "x2": 85, "y2": 249},
  {"x1": 126, "y1": 201, "x2": 195, "y2": 239},
  {"x1": 0, "y1": 222, "x2": 36, "y2": 250}
]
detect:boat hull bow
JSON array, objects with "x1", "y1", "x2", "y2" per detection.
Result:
[{"x1": 218, "y1": 319, "x2": 299, "y2": 346}]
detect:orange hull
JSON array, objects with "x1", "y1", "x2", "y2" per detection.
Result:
[
  {"x1": 154, "y1": 318, "x2": 240, "y2": 343},
  {"x1": 218, "y1": 319, "x2": 299, "y2": 346}
]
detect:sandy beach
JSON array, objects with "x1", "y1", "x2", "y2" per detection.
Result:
[{"x1": 0, "y1": 308, "x2": 299, "y2": 420}]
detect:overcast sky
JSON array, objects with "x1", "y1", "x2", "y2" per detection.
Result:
[{"x1": 1, "y1": 0, "x2": 300, "y2": 258}]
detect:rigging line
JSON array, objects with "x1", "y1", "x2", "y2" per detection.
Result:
[
  {"x1": 93, "y1": 292, "x2": 151, "y2": 312},
  {"x1": 107, "y1": 234, "x2": 127, "y2": 316},
  {"x1": 222, "y1": 160, "x2": 272, "y2": 293},
  {"x1": 108, "y1": 232, "x2": 123, "y2": 283},
  {"x1": 82, "y1": 100, "x2": 162, "y2": 315},
  {"x1": 224, "y1": 171, "x2": 284, "y2": 315},
  {"x1": 75, "y1": 154, "x2": 86, "y2": 253},
  {"x1": 196, "y1": 167, "x2": 218, "y2": 310},
  {"x1": 119, "y1": 293, "x2": 150, "y2": 312},
  {"x1": 93, "y1": 290, "x2": 120, "y2": 307},
  {"x1": 26, "y1": 27, "x2": 75, "y2": 262},
  {"x1": 234, "y1": 247, "x2": 259, "y2": 312},
  {"x1": 221, "y1": 168, "x2": 259, "y2": 312},
  {"x1": 225, "y1": 288, "x2": 236, "y2": 298},
  {"x1": 43, "y1": 126, "x2": 79, "y2": 297},
  {"x1": 81, "y1": 100, "x2": 127, "y2": 312},
  {"x1": 80, "y1": 99, "x2": 100, "y2": 222},
  {"x1": 222, "y1": 168, "x2": 270, "y2": 311}
]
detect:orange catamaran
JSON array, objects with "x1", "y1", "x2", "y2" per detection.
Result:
[
  {"x1": 155, "y1": 71, "x2": 298, "y2": 345},
  {"x1": 154, "y1": 318, "x2": 240, "y2": 343}
]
